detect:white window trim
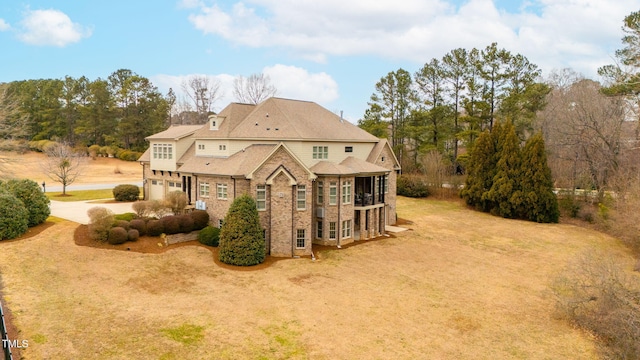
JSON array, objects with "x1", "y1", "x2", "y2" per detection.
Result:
[
  {"x1": 329, "y1": 182, "x2": 337, "y2": 205},
  {"x1": 297, "y1": 185, "x2": 306, "y2": 210},
  {"x1": 256, "y1": 185, "x2": 266, "y2": 211},
  {"x1": 342, "y1": 219, "x2": 352, "y2": 239},
  {"x1": 342, "y1": 180, "x2": 352, "y2": 204},
  {"x1": 199, "y1": 182, "x2": 210, "y2": 197},
  {"x1": 329, "y1": 222, "x2": 336, "y2": 240},
  {"x1": 217, "y1": 183, "x2": 228, "y2": 200},
  {"x1": 296, "y1": 229, "x2": 306, "y2": 249}
]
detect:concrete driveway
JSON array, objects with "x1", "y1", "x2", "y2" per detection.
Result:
[{"x1": 49, "y1": 200, "x2": 135, "y2": 224}]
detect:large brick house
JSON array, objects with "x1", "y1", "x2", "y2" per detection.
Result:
[{"x1": 139, "y1": 97, "x2": 400, "y2": 257}]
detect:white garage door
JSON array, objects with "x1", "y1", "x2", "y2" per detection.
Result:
[{"x1": 149, "y1": 180, "x2": 164, "y2": 200}]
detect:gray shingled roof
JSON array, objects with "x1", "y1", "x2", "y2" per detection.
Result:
[{"x1": 194, "y1": 97, "x2": 378, "y2": 142}]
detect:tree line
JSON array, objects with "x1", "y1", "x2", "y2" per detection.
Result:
[
  {"x1": 0, "y1": 70, "x2": 278, "y2": 152},
  {"x1": 360, "y1": 42, "x2": 548, "y2": 173}
]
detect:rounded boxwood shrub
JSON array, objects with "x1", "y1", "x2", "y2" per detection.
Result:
[
  {"x1": 198, "y1": 226, "x2": 220, "y2": 247},
  {"x1": 129, "y1": 219, "x2": 147, "y2": 236},
  {"x1": 190, "y1": 210, "x2": 210, "y2": 230},
  {"x1": 0, "y1": 193, "x2": 29, "y2": 240},
  {"x1": 127, "y1": 229, "x2": 139, "y2": 242},
  {"x1": 108, "y1": 227, "x2": 128, "y2": 245},
  {"x1": 113, "y1": 185, "x2": 140, "y2": 202},
  {"x1": 218, "y1": 194, "x2": 265, "y2": 266},
  {"x1": 114, "y1": 220, "x2": 130, "y2": 230},
  {"x1": 162, "y1": 215, "x2": 181, "y2": 235},
  {"x1": 177, "y1": 214, "x2": 194, "y2": 233},
  {"x1": 146, "y1": 219, "x2": 164, "y2": 237},
  {"x1": 4, "y1": 179, "x2": 50, "y2": 227}
]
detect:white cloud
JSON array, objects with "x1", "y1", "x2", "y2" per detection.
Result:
[
  {"x1": 18, "y1": 9, "x2": 92, "y2": 47},
  {"x1": 0, "y1": 19, "x2": 10, "y2": 31},
  {"x1": 151, "y1": 65, "x2": 339, "y2": 111},
  {"x1": 185, "y1": 0, "x2": 640, "y2": 77}
]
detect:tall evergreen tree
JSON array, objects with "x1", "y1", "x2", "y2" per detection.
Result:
[
  {"x1": 485, "y1": 121, "x2": 522, "y2": 218},
  {"x1": 520, "y1": 133, "x2": 559, "y2": 223},
  {"x1": 460, "y1": 128, "x2": 496, "y2": 212},
  {"x1": 218, "y1": 194, "x2": 266, "y2": 266}
]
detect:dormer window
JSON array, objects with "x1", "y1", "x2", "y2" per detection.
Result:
[{"x1": 209, "y1": 114, "x2": 224, "y2": 130}]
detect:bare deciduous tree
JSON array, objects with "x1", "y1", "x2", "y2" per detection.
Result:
[
  {"x1": 233, "y1": 73, "x2": 277, "y2": 104},
  {"x1": 537, "y1": 79, "x2": 627, "y2": 200},
  {"x1": 41, "y1": 142, "x2": 87, "y2": 195},
  {"x1": 181, "y1": 75, "x2": 221, "y2": 117}
]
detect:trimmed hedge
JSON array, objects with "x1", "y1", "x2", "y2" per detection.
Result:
[
  {"x1": 177, "y1": 214, "x2": 194, "y2": 233},
  {"x1": 190, "y1": 210, "x2": 210, "y2": 230},
  {"x1": 162, "y1": 215, "x2": 181, "y2": 235},
  {"x1": 108, "y1": 227, "x2": 128, "y2": 245},
  {"x1": 87, "y1": 207, "x2": 115, "y2": 242},
  {"x1": 113, "y1": 185, "x2": 140, "y2": 202},
  {"x1": 146, "y1": 219, "x2": 164, "y2": 236},
  {"x1": 198, "y1": 226, "x2": 220, "y2": 247},
  {"x1": 129, "y1": 219, "x2": 147, "y2": 236}
]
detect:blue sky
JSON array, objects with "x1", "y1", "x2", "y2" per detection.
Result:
[{"x1": 1, "y1": 0, "x2": 639, "y2": 122}]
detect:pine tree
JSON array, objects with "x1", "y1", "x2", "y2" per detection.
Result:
[
  {"x1": 218, "y1": 194, "x2": 265, "y2": 266},
  {"x1": 520, "y1": 133, "x2": 559, "y2": 223}
]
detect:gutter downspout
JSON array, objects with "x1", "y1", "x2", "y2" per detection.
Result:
[
  {"x1": 337, "y1": 175, "x2": 341, "y2": 248},
  {"x1": 291, "y1": 185, "x2": 295, "y2": 257}
]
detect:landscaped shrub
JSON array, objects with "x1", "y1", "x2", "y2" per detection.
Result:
[
  {"x1": 198, "y1": 226, "x2": 220, "y2": 247},
  {"x1": 117, "y1": 150, "x2": 142, "y2": 161},
  {"x1": 190, "y1": 210, "x2": 210, "y2": 230},
  {"x1": 113, "y1": 184, "x2": 140, "y2": 202},
  {"x1": 161, "y1": 215, "x2": 180, "y2": 234},
  {"x1": 149, "y1": 199, "x2": 170, "y2": 218},
  {"x1": 166, "y1": 190, "x2": 188, "y2": 214},
  {"x1": 88, "y1": 144, "x2": 101, "y2": 159},
  {"x1": 0, "y1": 193, "x2": 29, "y2": 240},
  {"x1": 87, "y1": 207, "x2": 115, "y2": 242},
  {"x1": 114, "y1": 220, "x2": 130, "y2": 230},
  {"x1": 3, "y1": 179, "x2": 50, "y2": 227},
  {"x1": 114, "y1": 212, "x2": 136, "y2": 221},
  {"x1": 177, "y1": 214, "x2": 194, "y2": 233},
  {"x1": 108, "y1": 227, "x2": 128, "y2": 245},
  {"x1": 218, "y1": 194, "x2": 265, "y2": 266},
  {"x1": 132, "y1": 201, "x2": 150, "y2": 218},
  {"x1": 127, "y1": 229, "x2": 139, "y2": 241},
  {"x1": 397, "y1": 175, "x2": 430, "y2": 198},
  {"x1": 146, "y1": 219, "x2": 164, "y2": 236},
  {"x1": 129, "y1": 219, "x2": 147, "y2": 236}
]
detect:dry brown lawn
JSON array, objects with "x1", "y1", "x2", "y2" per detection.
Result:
[
  {"x1": 0, "y1": 151, "x2": 141, "y2": 185},
  {"x1": 1, "y1": 196, "x2": 638, "y2": 359}
]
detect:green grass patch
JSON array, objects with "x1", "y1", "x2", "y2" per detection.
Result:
[
  {"x1": 46, "y1": 189, "x2": 114, "y2": 202},
  {"x1": 160, "y1": 323, "x2": 205, "y2": 345},
  {"x1": 31, "y1": 333, "x2": 46, "y2": 344}
]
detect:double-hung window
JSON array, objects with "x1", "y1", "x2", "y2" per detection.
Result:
[
  {"x1": 342, "y1": 180, "x2": 352, "y2": 204},
  {"x1": 297, "y1": 185, "x2": 306, "y2": 210},
  {"x1": 296, "y1": 229, "x2": 306, "y2": 248},
  {"x1": 317, "y1": 181, "x2": 323, "y2": 204},
  {"x1": 342, "y1": 220, "x2": 352, "y2": 238},
  {"x1": 329, "y1": 222, "x2": 336, "y2": 239},
  {"x1": 256, "y1": 185, "x2": 266, "y2": 211},
  {"x1": 217, "y1": 183, "x2": 228, "y2": 200},
  {"x1": 199, "y1": 183, "x2": 210, "y2": 197},
  {"x1": 329, "y1": 182, "x2": 337, "y2": 205}
]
